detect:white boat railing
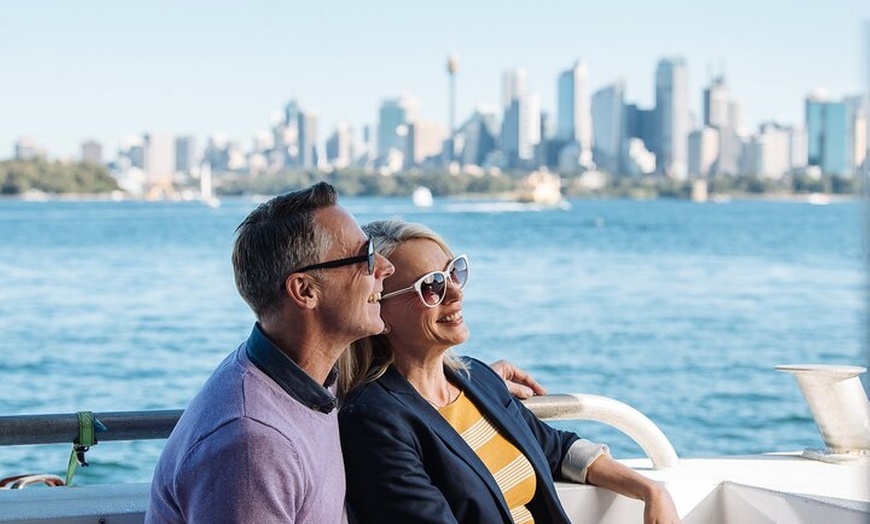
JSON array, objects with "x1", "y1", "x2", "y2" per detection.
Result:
[{"x1": 522, "y1": 394, "x2": 679, "y2": 469}]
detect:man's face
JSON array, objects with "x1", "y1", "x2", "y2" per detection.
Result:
[{"x1": 312, "y1": 206, "x2": 394, "y2": 343}]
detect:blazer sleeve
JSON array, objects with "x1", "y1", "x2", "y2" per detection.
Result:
[
  {"x1": 339, "y1": 401, "x2": 460, "y2": 524},
  {"x1": 467, "y1": 359, "x2": 581, "y2": 481}
]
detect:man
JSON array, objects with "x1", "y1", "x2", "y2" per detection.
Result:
[{"x1": 146, "y1": 182, "x2": 542, "y2": 523}]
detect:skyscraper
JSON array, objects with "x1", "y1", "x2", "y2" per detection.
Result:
[
  {"x1": 501, "y1": 68, "x2": 527, "y2": 111},
  {"x1": 174, "y1": 136, "x2": 197, "y2": 173},
  {"x1": 446, "y1": 53, "x2": 459, "y2": 162},
  {"x1": 702, "y1": 75, "x2": 740, "y2": 176},
  {"x1": 591, "y1": 81, "x2": 625, "y2": 174},
  {"x1": 377, "y1": 94, "x2": 418, "y2": 159},
  {"x1": 501, "y1": 94, "x2": 540, "y2": 166},
  {"x1": 501, "y1": 68, "x2": 539, "y2": 167},
  {"x1": 298, "y1": 110, "x2": 319, "y2": 169},
  {"x1": 143, "y1": 133, "x2": 175, "y2": 185},
  {"x1": 654, "y1": 57, "x2": 690, "y2": 178},
  {"x1": 556, "y1": 60, "x2": 593, "y2": 165},
  {"x1": 326, "y1": 122, "x2": 354, "y2": 169},
  {"x1": 806, "y1": 93, "x2": 853, "y2": 176}
]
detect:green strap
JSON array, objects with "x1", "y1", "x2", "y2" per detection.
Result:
[{"x1": 64, "y1": 411, "x2": 98, "y2": 486}]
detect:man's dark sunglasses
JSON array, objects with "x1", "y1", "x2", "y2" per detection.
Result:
[{"x1": 291, "y1": 238, "x2": 375, "y2": 275}]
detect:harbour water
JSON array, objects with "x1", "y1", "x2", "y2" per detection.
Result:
[{"x1": 0, "y1": 196, "x2": 866, "y2": 485}]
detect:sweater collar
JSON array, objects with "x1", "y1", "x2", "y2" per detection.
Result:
[{"x1": 245, "y1": 323, "x2": 338, "y2": 413}]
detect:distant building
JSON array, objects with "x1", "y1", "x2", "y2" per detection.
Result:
[
  {"x1": 654, "y1": 57, "x2": 690, "y2": 178},
  {"x1": 806, "y1": 93, "x2": 859, "y2": 176},
  {"x1": 298, "y1": 110, "x2": 319, "y2": 169},
  {"x1": 81, "y1": 140, "x2": 102, "y2": 165},
  {"x1": 14, "y1": 136, "x2": 45, "y2": 160},
  {"x1": 326, "y1": 122, "x2": 354, "y2": 169},
  {"x1": 688, "y1": 127, "x2": 719, "y2": 178},
  {"x1": 406, "y1": 121, "x2": 445, "y2": 167},
  {"x1": 743, "y1": 123, "x2": 794, "y2": 178},
  {"x1": 456, "y1": 107, "x2": 498, "y2": 167},
  {"x1": 556, "y1": 60, "x2": 593, "y2": 166},
  {"x1": 502, "y1": 94, "x2": 540, "y2": 167},
  {"x1": 143, "y1": 133, "x2": 175, "y2": 184},
  {"x1": 501, "y1": 68, "x2": 527, "y2": 111},
  {"x1": 175, "y1": 136, "x2": 197, "y2": 173},
  {"x1": 624, "y1": 104, "x2": 656, "y2": 153},
  {"x1": 701, "y1": 75, "x2": 741, "y2": 175},
  {"x1": 377, "y1": 94, "x2": 418, "y2": 159},
  {"x1": 591, "y1": 81, "x2": 625, "y2": 174}
]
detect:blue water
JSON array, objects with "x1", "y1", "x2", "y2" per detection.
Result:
[{"x1": 0, "y1": 196, "x2": 866, "y2": 485}]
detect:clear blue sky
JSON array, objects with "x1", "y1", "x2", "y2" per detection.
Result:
[{"x1": 3, "y1": 1, "x2": 868, "y2": 159}]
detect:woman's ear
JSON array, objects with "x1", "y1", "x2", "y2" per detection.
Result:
[{"x1": 285, "y1": 273, "x2": 318, "y2": 309}]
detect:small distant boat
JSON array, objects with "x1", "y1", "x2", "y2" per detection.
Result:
[
  {"x1": 516, "y1": 169, "x2": 567, "y2": 208},
  {"x1": 412, "y1": 186, "x2": 433, "y2": 207},
  {"x1": 200, "y1": 163, "x2": 220, "y2": 208},
  {"x1": 806, "y1": 193, "x2": 831, "y2": 206}
]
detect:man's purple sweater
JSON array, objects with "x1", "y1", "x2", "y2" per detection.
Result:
[{"x1": 146, "y1": 325, "x2": 346, "y2": 523}]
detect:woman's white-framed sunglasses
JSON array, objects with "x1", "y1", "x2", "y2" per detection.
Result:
[{"x1": 380, "y1": 254, "x2": 469, "y2": 307}]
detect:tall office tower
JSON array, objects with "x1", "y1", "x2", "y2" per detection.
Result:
[
  {"x1": 624, "y1": 104, "x2": 656, "y2": 152},
  {"x1": 806, "y1": 93, "x2": 855, "y2": 176},
  {"x1": 326, "y1": 122, "x2": 354, "y2": 169},
  {"x1": 501, "y1": 68, "x2": 527, "y2": 110},
  {"x1": 174, "y1": 136, "x2": 197, "y2": 173},
  {"x1": 282, "y1": 100, "x2": 302, "y2": 165},
  {"x1": 446, "y1": 53, "x2": 459, "y2": 161},
  {"x1": 688, "y1": 127, "x2": 720, "y2": 177},
  {"x1": 701, "y1": 75, "x2": 740, "y2": 176},
  {"x1": 81, "y1": 140, "x2": 103, "y2": 165},
  {"x1": 501, "y1": 94, "x2": 541, "y2": 167},
  {"x1": 203, "y1": 134, "x2": 230, "y2": 172},
  {"x1": 377, "y1": 94, "x2": 418, "y2": 159},
  {"x1": 457, "y1": 106, "x2": 499, "y2": 167},
  {"x1": 703, "y1": 76, "x2": 729, "y2": 128},
  {"x1": 143, "y1": 133, "x2": 176, "y2": 185},
  {"x1": 654, "y1": 57, "x2": 690, "y2": 178},
  {"x1": 556, "y1": 60, "x2": 593, "y2": 166},
  {"x1": 591, "y1": 81, "x2": 625, "y2": 174},
  {"x1": 298, "y1": 110, "x2": 319, "y2": 169}
]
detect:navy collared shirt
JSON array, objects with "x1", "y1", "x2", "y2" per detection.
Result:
[{"x1": 245, "y1": 323, "x2": 339, "y2": 413}]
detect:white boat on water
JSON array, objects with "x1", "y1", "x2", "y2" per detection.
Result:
[
  {"x1": 412, "y1": 186, "x2": 434, "y2": 207},
  {"x1": 199, "y1": 163, "x2": 220, "y2": 208},
  {"x1": 1, "y1": 363, "x2": 867, "y2": 523}
]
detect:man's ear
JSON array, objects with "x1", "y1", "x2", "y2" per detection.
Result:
[{"x1": 285, "y1": 273, "x2": 318, "y2": 309}]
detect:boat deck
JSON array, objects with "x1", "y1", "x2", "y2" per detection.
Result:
[{"x1": 1, "y1": 453, "x2": 867, "y2": 523}]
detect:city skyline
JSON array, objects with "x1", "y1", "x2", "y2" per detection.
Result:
[{"x1": 3, "y1": 1, "x2": 868, "y2": 159}]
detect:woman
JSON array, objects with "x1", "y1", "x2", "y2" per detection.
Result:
[{"x1": 338, "y1": 219, "x2": 680, "y2": 524}]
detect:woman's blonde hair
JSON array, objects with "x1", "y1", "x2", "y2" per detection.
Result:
[{"x1": 337, "y1": 219, "x2": 468, "y2": 398}]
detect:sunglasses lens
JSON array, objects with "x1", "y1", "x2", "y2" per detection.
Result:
[
  {"x1": 366, "y1": 240, "x2": 375, "y2": 274},
  {"x1": 419, "y1": 272, "x2": 447, "y2": 306},
  {"x1": 450, "y1": 257, "x2": 469, "y2": 289}
]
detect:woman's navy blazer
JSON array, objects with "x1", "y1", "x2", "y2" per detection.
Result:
[{"x1": 339, "y1": 358, "x2": 578, "y2": 524}]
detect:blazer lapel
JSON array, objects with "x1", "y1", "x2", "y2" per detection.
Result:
[{"x1": 378, "y1": 366, "x2": 514, "y2": 521}]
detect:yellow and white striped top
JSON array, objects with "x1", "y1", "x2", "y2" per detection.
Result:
[{"x1": 438, "y1": 390, "x2": 538, "y2": 524}]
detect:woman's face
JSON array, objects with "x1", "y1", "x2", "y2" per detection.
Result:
[{"x1": 379, "y1": 238, "x2": 469, "y2": 356}]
